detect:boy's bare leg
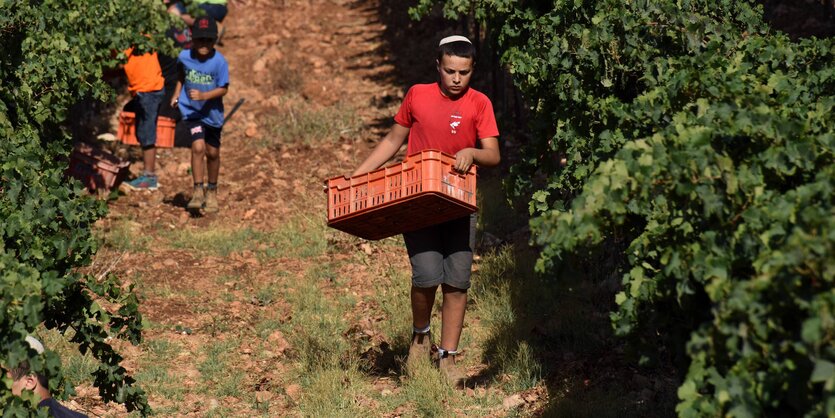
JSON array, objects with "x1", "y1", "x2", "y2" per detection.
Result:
[
  {"x1": 191, "y1": 139, "x2": 206, "y2": 183},
  {"x1": 206, "y1": 144, "x2": 220, "y2": 184},
  {"x1": 439, "y1": 284, "x2": 467, "y2": 351},
  {"x1": 407, "y1": 285, "x2": 437, "y2": 368},
  {"x1": 411, "y1": 285, "x2": 437, "y2": 329},
  {"x1": 142, "y1": 147, "x2": 156, "y2": 174}
]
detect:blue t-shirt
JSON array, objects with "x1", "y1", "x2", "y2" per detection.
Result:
[{"x1": 177, "y1": 49, "x2": 229, "y2": 128}]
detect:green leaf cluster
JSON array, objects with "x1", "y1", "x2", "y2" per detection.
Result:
[
  {"x1": 413, "y1": 0, "x2": 834, "y2": 415},
  {"x1": 1, "y1": 0, "x2": 178, "y2": 415}
]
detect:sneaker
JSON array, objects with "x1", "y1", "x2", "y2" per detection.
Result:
[
  {"x1": 187, "y1": 186, "x2": 205, "y2": 209},
  {"x1": 124, "y1": 174, "x2": 159, "y2": 191},
  {"x1": 406, "y1": 331, "x2": 432, "y2": 370},
  {"x1": 438, "y1": 350, "x2": 467, "y2": 388},
  {"x1": 204, "y1": 187, "x2": 219, "y2": 213}
]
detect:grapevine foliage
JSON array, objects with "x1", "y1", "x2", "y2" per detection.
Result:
[
  {"x1": 412, "y1": 0, "x2": 835, "y2": 416},
  {"x1": 1, "y1": 0, "x2": 176, "y2": 415}
]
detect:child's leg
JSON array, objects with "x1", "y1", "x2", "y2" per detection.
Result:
[
  {"x1": 191, "y1": 139, "x2": 206, "y2": 184},
  {"x1": 439, "y1": 284, "x2": 467, "y2": 351},
  {"x1": 437, "y1": 215, "x2": 473, "y2": 387},
  {"x1": 135, "y1": 89, "x2": 164, "y2": 174},
  {"x1": 404, "y1": 225, "x2": 445, "y2": 330},
  {"x1": 206, "y1": 143, "x2": 220, "y2": 184},
  {"x1": 411, "y1": 285, "x2": 437, "y2": 330},
  {"x1": 142, "y1": 147, "x2": 157, "y2": 175},
  {"x1": 404, "y1": 226, "x2": 445, "y2": 366},
  {"x1": 439, "y1": 214, "x2": 477, "y2": 352}
]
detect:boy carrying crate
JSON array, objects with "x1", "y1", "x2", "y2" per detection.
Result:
[
  {"x1": 170, "y1": 16, "x2": 229, "y2": 213},
  {"x1": 351, "y1": 35, "x2": 500, "y2": 387}
]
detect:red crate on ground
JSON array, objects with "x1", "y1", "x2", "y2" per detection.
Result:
[
  {"x1": 67, "y1": 143, "x2": 131, "y2": 193},
  {"x1": 327, "y1": 149, "x2": 477, "y2": 240},
  {"x1": 117, "y1": 111, "x2": 175, "y2": 148}
]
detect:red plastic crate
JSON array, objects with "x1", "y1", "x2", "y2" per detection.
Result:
[
  {"x1": 117, "y1": 111, "x2": 175, "y2": 148},
  {"x1": 67, "y1": 143, "x2": 131, "y2": 193},
  {"x1": 327, "y1": 149, "x2": 477, "y2": 240}
]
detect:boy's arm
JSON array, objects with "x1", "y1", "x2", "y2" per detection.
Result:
[
  {"x1": 170, "y1": 62, "x2": 184, "y2": 107},
  {"x1": 453, "y1": 136, "x2": 500, "y2": 172},
  {"x1": 170, "y1": 81, "x2": 182, "y2": 108},
  {"x1": 351, "y1": 124, "x2": 410, "y2": 176},
  {"x1": 187, "y1": 86, "x2": 228, "y2": 101}
]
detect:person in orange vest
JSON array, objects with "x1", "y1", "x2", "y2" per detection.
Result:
[{"x1": 123, "y1": 44, "x2": 165, "y2": 191}]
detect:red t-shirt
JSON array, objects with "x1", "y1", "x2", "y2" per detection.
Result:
[{"x1": 394, "y1": 83, "x2": 499, "y2": 156}]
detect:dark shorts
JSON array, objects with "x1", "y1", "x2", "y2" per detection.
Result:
[
  {"x1": 403, "y1": 214, "x2": 476, "y2": 290},
  {"x1": 135, "y1": 89, "x2": 165, "y2": 148},
  {"x1": 181, "y1": 119, "x2": 222, "y2": 148}
]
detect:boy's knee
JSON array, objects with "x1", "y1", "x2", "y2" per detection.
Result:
[
  {"x1": 206, "y1": 147, "x2": 220, "y2": 160},
  {"x1": 441, "y1": 282, "x2": 468, "y2": 294},
  {"x1": 192, "y1": 141, "x2": 206, "y2": 154}
]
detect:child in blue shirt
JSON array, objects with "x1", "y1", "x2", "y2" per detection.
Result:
[{"x1": 170, "y1": 16, "x2": 229, "y2": 212}]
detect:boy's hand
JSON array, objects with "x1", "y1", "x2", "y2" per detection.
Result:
[
  {"x1": 170, "y1": 97, "x2": 179, "y2": 108},
  {"x1": 188, "y1": 89, "x2": 204, "y2": 101},
  {"x1": 454, "y1": 148, "x2": 475, "y2": 173}
]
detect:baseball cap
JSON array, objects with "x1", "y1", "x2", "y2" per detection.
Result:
[{"x1": 192, "y1": 16, "x2": 218, "y2": 40}]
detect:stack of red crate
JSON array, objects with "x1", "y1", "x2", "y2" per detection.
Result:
[
  {"x1": 117, "y1": 111, "x2": 176, "y2": 148},
  {"x1": 67, "y1": 143, "x2": 131, "y2": 193}
]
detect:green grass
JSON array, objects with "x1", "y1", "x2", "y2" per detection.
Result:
[
  {"x1": 266, "y1": 94, "x2": 361, "y2": 146},
  {"x1": 259, "y1": 212, "x2": 327, "y2": 259},
  {"x1": 38, "y1": 329, "x2": 98, "y2": 388},
  {"x1": 297, "y1": 368, "x2": 371, "y2": 417},
  {"x1": 163, "y1": 212, "x2": 326, "y2": 260},
  {"x1": 398, "y1": 360, "x2": 458, "y2": 417},
  {"x1": 198, "y1": 339, "x2": 245, "y2": 399},
  {"x1": 134, "y1": 363, "x2": 186, "y2": 404},
  {"x1": 96, "y1": 218, "x2": 152, "y2": 252},
  {"x1": 368, "y1": 263, "x2": 412, "y2": 356},
  {"x1": 164, "y1": 226, "x2": 263, "y2": 257},
  {"x1": 469, "y1": 247, "x2": 544, "y2": 391},
  {"x1": 281, "y1": 264, "x2": 356, "y2": 375},
  {"x1": 253, "y1": 283, "x2": 280, "y2": 307}
]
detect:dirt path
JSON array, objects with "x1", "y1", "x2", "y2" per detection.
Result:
[{"x1": 78, "y1": 0, "x2": 509, "y2": 416}]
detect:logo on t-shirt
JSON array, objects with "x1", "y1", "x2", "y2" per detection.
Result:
[
  {"x1": 186, "y1": 69, "x2": 214, "y2": 85},
  {"x1": 449, "y1": 111, "x2": 462, "y2": 134}
]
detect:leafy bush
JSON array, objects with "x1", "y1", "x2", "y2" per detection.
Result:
[
  {"x1": 413, "y1": 0, "x2": 834, "y2": 416},
  {"x1": 1, "y1": 0, "x2": 175, "y2": 414}
]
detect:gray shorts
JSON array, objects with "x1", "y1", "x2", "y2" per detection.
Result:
[{"x1": 403, "y1": 213, "x2": 476, "y2": 290}]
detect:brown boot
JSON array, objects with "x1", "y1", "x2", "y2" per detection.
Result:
[
  {"x1": 438, "y1": 349, "x2": 466, "y2": 388},
  {"x1": 204, "y1": 187, "x2": 218, "y2": 213},
  {"x1": 187, "y1": 185, "x2": 205, "y2": 210},
  {"x1": 406, "y1": 330, "x2": 432, "y2": 370}
]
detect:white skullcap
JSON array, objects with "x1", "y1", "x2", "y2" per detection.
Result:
[
  {"x1": 439, "y1": 35, "x2": 472, "y2": 46},
  {"x1": 25, "y1": 336, "x2": 45, "y2": 354}
]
